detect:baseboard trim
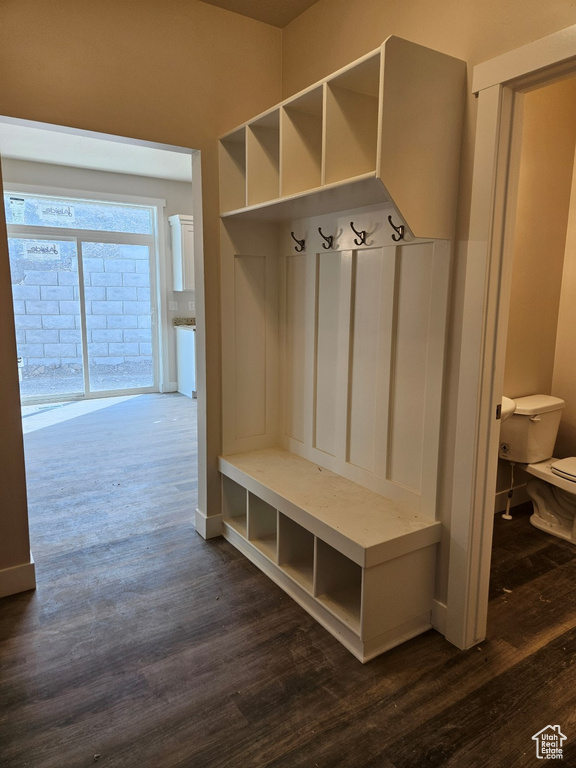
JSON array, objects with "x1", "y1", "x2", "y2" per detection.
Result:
[
  {"x1": 195, "y1": 508, "x2": 222, "y2": 539},
  {"x1": 0, "y1": 554, "x2": 36, "y2": 599},
  {"x1": 431, "y1": 599, "x2": 447, "y2": 635},
  {"x1": 494, "y1": 483, "x2": 529, "y2": 513}
]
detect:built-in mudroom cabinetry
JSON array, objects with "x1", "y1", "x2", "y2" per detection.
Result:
[{"x1": 217, "y1": 37, "x2": 465, "y2": 662}]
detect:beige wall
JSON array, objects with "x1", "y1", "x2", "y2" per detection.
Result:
[
  {"x1": 282, "y1": 0, "x2": 576, "y2": 602},
  {"x1": 553, "y1": 147, "x2": 576, "y2": 457},
  {"x1": 0, "y1": 0, "x2": 282, "y2": 588},
  {"x1": 503, "y1": 79, "x2": 576, "y2": 399},
  {"x1": 282, "y1": 0, "x2": 576, "y2": 97}
]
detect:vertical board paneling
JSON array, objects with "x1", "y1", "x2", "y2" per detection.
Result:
[
  {"x1": 388, "y1": 242, "x2": 434, "y2": 490},
  {"x1": 348, "y1": 247, "x2": 396, "y2": 473},
  {"x1": 314, "y1": 253, "x2": 341, "y2": 455},
  {"x1": 285, "y1": 253, "x2": 308, "y2": 442},
  {"x1": 234, "y1": 255, "x2": 267, "y2": 439}
]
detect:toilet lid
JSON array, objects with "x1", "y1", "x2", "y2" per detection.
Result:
[{"x1": 551, "y1": 457, "x2": 576, "y2": 482}]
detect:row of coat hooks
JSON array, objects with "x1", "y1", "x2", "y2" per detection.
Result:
[{"x1": 290, "y1": 216, "x2": 405, "y2": 253}]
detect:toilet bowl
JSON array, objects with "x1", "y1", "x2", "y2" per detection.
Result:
[{"x1": 499, "y1": 394, "x2": 576, "y2": 544}]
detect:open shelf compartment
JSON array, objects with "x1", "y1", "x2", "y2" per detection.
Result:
[
  {"x1": 324, "y1": 53, "x2": 381, "y2": 186},
  {"x1": 315, "y1": 538, "x2": 362, "y2": 634},
  {"x1": 221, "y1": 474, "x2": 247, "y2": 537},
  {"x1": 247, "y1": 110, "x2": 280, "y2": 206},
  {"x1": 278, "y1": 513, "x2": 314, "y2": 593},
  {"x1": 280, "y1": 86, "x2": 323, "y2": 197},
  {"x1": 247, "y1": 493, "x2": 278, "y2": 561},
  {"x1": 219, "y1": 127, "x2": 247, "y2": 213}
]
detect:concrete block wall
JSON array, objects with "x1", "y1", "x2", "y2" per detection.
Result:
[{"x1": 12, "y1": 243, "x2": 152, "y2": 376}]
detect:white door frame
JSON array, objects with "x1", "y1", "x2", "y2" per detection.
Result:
[{"x1": 446, "y1": 24, "x2": 576, "y2": 649}]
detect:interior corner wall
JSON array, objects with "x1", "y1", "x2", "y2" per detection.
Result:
[
  {"x1": 552, "y1": 142, "x2": 576, "y2": 458},
  {"x1": 503, "y1": 79, "x2": 576, "y2": 399},
  {"x1": 0, "y1": 162, "x2": 31, "y2": 579},
  {"x1": 281, "y1": 0, "x2": 576, "y2": 606},
  {"x1": 0, "y1": 0, "x2": 282, "y2": 587}
]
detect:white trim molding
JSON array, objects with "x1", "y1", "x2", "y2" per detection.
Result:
[
  {"x1": 473, "y1": 24, "x2": 576, "y2": 93},
  {"x1": 0, "y1": 554, "x2": 36, "y2": 598},
  {"x1": 195, "y1": 508, "x2": 222, "y2": 540},
  {"x1": 447, "y1": 24, "x2": 576, "y2": 650}
]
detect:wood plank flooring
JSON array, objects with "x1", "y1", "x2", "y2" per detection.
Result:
[{"x1": 1, "y1": 393, "x2": 575, "y2": 767}]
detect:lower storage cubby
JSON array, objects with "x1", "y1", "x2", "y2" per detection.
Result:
[
  {"x1": 247, "y1": 493, "x2": 277, "y2": 561},
  {"x1": 315, "y1": 539, "x2": 362, "y2": 633},
  {"x1": 278, "y1": 514, "x2": 314, "y2": 592},
  {"x1": 221, "y1": 475, "x2": 247, "y2": 537},
  {"x1": 219, "y1": 448, "x2": 442, "y2": 662}
]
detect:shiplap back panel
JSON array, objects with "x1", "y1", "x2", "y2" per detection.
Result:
[
  {"x1": 388, "y1": 242, "x2": 434, "y2": 490},
  {"x1": 314, "y1": 253, "x2": 341, "y2": 456},
  {"x1": 221, "y1": 220, "x2": 279, "y2": 455},
  {"x1": 285, "y1": 253, "x2": 308, "y2": 444},
  {"x1": 234, "y1": 255, "x2": 267, "y2": 439},
  {"x1": 279, "y1": 219, "x2": 446, "y2": 514},
  {"x1": 348, "y1": 247, "x2": 396, "y2": 475},
  {"x1": 222, "y1": 209, "x2": 449, "y2": 516}
]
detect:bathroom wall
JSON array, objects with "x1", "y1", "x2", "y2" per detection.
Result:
[
  {"x1": 503, "y1": 78, "x2": 576, "y2": 400},
  {"x1": 552, "y1": 152, "x2": 576, "y2": 457},
  {"x1": 495, "y1": 77, "x2": 576, "y2": 504}
]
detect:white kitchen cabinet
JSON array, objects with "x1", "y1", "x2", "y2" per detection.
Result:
[
  {"x1": 176, "y1": 325, "x2": 196, "y2": 398},
  {"x1": 169, "y1": 214, "x2": 195, "y2": 291}
]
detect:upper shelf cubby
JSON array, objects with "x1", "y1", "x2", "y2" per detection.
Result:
[
  {"x1": 324, "y1": 53, "x2": 381, "y2": 186},
  {"x1": 218, "y1": 37, "x2": 465, "y2": 240},
  {"x1": 281, "y1": 87, "x2": 323, "y2": 197}
]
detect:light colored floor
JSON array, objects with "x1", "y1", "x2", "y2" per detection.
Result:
[{"x1": 21, "y1": 394, "x2": 141, "y2": 434}]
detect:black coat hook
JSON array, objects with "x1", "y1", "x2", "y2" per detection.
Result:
[
  {"x1": 350, "y1": 221, "x2": 367, "y2": 246},
  {"x1": 318, "y1": 227, "x2": 333, "y2": 250},
  {"x1": 290, "y1": 231, "x2": 305, "y2": 252},
  {"x1": 388, "y1": 215, "x2": 405, "y2": 242}
]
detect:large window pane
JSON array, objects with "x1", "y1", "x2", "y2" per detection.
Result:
[
  {"x1": 4, "y1": 193, "x2": 152, "y2": 234},
  {"x1": 82, "y1": 241, "x2": 154, "y2": 392},
  {"x1": 9, "y1": 237, "x2": 84, "y2": 399}
]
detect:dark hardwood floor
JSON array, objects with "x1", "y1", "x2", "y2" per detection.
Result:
[{"x1": 1, "y1": 393, "x2": 575, "y2": 767}]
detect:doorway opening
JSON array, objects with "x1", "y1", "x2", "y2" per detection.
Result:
[
  {"x1": 448, "y1": 25, "x2": 576, "y2": 651},
  {"x1": 0, "y1": 116, "x2": 204, "y2": 570}
]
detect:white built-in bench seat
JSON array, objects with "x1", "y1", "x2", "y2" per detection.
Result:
[{"x1": 219, "y1": 447, "x2": 441, "y2": 662}]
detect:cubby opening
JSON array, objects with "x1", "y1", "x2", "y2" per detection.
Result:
[
  {"x1": 281, "y1": 87, "x2": 323, "y2": 197},
  {"x1": 221, "y1": 475, "x2": 247, "y2": 537},
  {"x1": 247, "y1": 493, "x2": 278, "y2": 561},
  {"x1": 315, "y1": 539, "x2": 362, "y2": 632},
  {"x1": 278, "y1": 514, "x2": 314, "y2": 592},
  {"x1": 219, "y1": 128, "x2": 246, "y2": 212},
  {"x1": 247, "y1": 111, "x2": 280, "y2": 206},
  {"x1": 324, "y1": 55, "x2": 381, "y2": 185}
]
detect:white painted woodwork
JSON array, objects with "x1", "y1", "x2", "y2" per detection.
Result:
[
  {"x1": 169, "y1": 214, "x2": 195, "y2": 291},
  {"x1": 281, "y1": 88, "x2": 323, "y2": 197},
  {"x1": 217, "y1": 37, "x2": 464, "y2": 660},
  {"x1": 175, "y1": 326, "x2": 196, "y2": 398},
  {"x1": 218, "y1": 36, "x2": 465, "y2": 240},
  {"x1": 219, "y1": 448, "x2": 441, "y2": 662}
]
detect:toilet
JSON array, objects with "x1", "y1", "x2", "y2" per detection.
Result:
[{"x1": 499, "y1": 394, "x2": 576, "y2": 544}]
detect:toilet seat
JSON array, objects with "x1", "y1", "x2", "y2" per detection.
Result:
[{"x1": 551, "y1": 457, "x2": 576, "y2": 483}]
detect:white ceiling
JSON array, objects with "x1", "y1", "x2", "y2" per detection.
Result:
[
  {"x1": 198, "y1": 0, "x2": 319, "y2": 27},
  {"x1": 0, "y1": 121, "x2": 193, "y2": 183}
]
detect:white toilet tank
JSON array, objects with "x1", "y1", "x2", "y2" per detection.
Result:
[{"x1": 499, "y1": 394, "x2": 565, "y2": 463}]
